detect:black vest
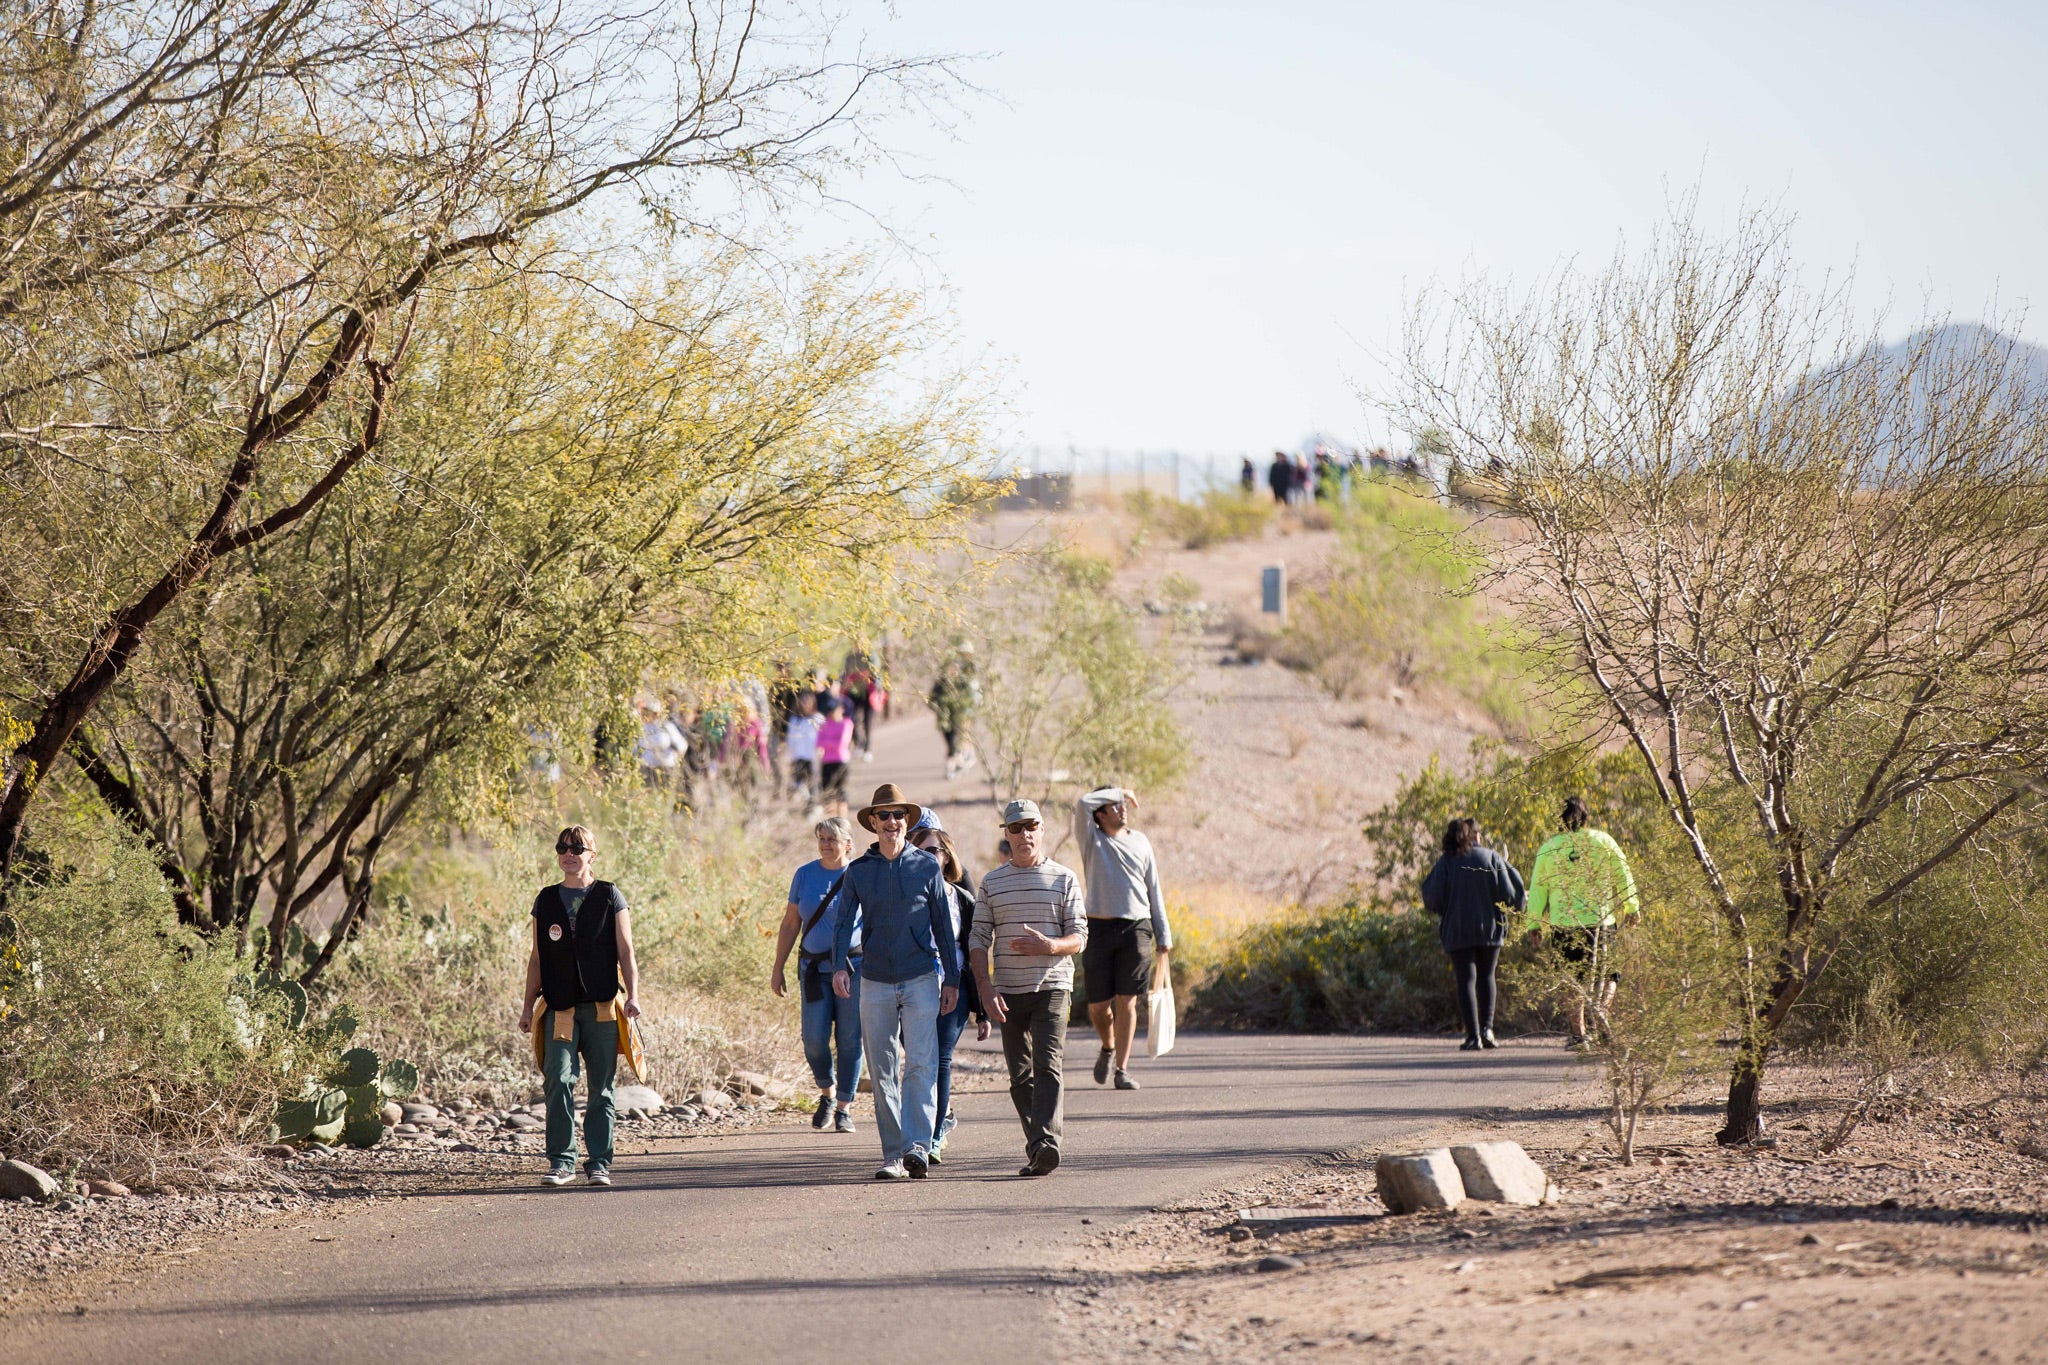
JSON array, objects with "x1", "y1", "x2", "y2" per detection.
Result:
[{"x1": 532, "y1": 881, "x2": 622, "y2": 1009}]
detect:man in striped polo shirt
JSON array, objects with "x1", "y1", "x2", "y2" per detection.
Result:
[{"x1": 969, "y1": 798, "x2": 1088, "y2": 1177}]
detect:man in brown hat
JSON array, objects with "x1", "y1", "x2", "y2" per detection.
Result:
[{"x1": 830, "y1": 783, "x2": 959, "y2": 1179}]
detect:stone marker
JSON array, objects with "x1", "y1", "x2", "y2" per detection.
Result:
[
  {"x1": 1256, "y1": 1253, "x2": 1304, "y2": 1272},
  {"x1": 1373, "y1": 1148, "x2": 1466, "y2": 1213},
  {"x1": 0, "y1": 1159, "x2": 58, "y2": 1201},
  {"x1": 1449, "y1": 1141, "x2": 1553, "y2": 1206},
  {"x1": 613, "y1": 1084, "x2": 665, "y2": 1113}
]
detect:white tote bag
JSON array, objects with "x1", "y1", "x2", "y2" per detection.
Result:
[{"x1": 1146, "y1": 959, "x2": 1177, "y2": 1058}]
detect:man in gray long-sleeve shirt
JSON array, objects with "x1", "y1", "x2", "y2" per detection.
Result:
[{"x1": 1072, "y1": 785, "x2": 1173, "y2": 1091}]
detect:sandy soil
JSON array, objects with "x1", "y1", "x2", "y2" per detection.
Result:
[{"x1": 1051, "y1": 1064, "x2": 2048, "y2": 1363}]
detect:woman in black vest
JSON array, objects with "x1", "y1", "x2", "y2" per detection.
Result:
[{"x1": 518, "y1": 824, "x2": 642, "y2": 1186}]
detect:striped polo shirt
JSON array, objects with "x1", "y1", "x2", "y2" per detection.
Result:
[{"x1": 970, "y1": 858, "x2": 1089, "y2": 993}]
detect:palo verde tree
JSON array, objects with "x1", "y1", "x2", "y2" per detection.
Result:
[
  {"x1": 0, "y1": 0, "x2": 959, "y2": 888},
  {"x1": 62, "y1": 251, "x2": 984, "y2": 978},
  {"x1": 1399, "y1": 206, "x2": 2048, "y2": 1143}
]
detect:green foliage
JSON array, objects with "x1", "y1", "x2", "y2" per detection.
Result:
[
  {"x1": 1123, "y1": 488, "x2": 1275, "y2": 550},
  {"x1": 1282, "y1": 480, "x2": 1530, "y2": 727},
  {"x1": 1187, "y1": 898, "x2": 1455, "y2": 1033},
  {"x1": 973, "y1": 548, "x2": 1192, "y2": 812},
  {"x1": 0, "y1": 813, "x2": 311, "y2": 1180},
  {"x1": 330, "y1": 1048, "x2": 381, "y2": 1089}
]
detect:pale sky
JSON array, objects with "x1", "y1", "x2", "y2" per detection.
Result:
[{"x1": 832, "y1": 1, "x2": 2048, "y2": 457}]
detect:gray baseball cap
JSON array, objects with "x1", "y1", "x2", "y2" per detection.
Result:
[{"x1": 1000, "y1": 798, "x2": 1041, "y2": 825}]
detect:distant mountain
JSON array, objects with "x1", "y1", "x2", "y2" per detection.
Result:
[{"x1": 1862, "y1": 322, "x2": 2048, "y2": 395}]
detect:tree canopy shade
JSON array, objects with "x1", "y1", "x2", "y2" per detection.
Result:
[
  {"x1": 1399, "y1": 207, "x2": 2048, "y2": 1142},
  {"x1": 55, "y1": 251, "x2": 984, "y2": 976},
  {"x1": 0, "y1": 0, "x2": 962, "y2": 886}
]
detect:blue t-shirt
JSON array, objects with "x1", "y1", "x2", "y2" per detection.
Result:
[{"x1": 791, "y1": 859, "x2": 856, "y2": 957}]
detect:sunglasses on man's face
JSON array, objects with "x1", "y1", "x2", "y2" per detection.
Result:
[
  {"x1": 873, "y1": 810, "x2": 909, "y2": 824},
  {"x1": 1005, "y1": 820, "x2": 1040, "y2": 834},
  {"x1": 556, "y1": 842, "x2": 590, "y2": 855}
]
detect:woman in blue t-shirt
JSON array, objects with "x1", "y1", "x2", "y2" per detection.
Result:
[{"x1": 772, "y1": 816, "x2": 864, "y2": 1131}]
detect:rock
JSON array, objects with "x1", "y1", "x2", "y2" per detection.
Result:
[
  {"x1": 763, "y1": 1079, "x2": 794, "y2": 1101},
  {"x1": 1449, "y1": 1141, "x2": 1552, "y2": 1207},
  {"x1": 1256, "y1": 1254, "x2": 1304, "y2": 1272},
  {"x1": 693, "y1": 1088, "x2": 735, "y2": 1113},
  {"x1": 1228, "y1": 1226, "x2": 1253, "y2": 1243},
  {"x1": 614, "y1": 1084, "x2": 664, "y2": 1113},
  {"x1": 399, "y1": 1103, "x2": 439, "y2": 1123},
  {"x1": 448, "y1": 1142, "x2": 481, "y2": 1154},
  {"x1": 378, "y1": 1102, "x2": 403, "y2": 1127},
  {"x1": 259, "y1": 1143, "x2": 299, "y2": 1160},
  {"x1": 668, "y1": 1105, "x2": 702, "y2": 1121},
  {"x1": 392, "y1": 1123, "x2": 421, "y2": 1136},
  {"x1": 0, "y1": 1160, "x2": 59, "y2": 1201},
  {"x1": 1374, "y1": 1148, "x2": 1466, "y2": 1214},
  {"x1": 729, "y1": 1071, "x2": 771, "y2": 1097},
  {"x1": 86, "y1": 1180, "x2": 131, "y2": 1199},
  {"x1": 504, "y1": 1113, "x2": 543, "y2": 1131}
]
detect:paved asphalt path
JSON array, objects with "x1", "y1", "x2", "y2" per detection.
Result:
[{"x1": 16, "y1": 1034, "x2": 1567, "y2": 1363}]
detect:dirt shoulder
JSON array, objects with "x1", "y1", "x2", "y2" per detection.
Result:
[{"x1": 1051, "y1": 1062, "x2": 2048, "y2": 1363}]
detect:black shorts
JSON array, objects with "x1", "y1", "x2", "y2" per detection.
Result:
[
  {"x1": 1083, "y1": 917, "x2": 1153, "y2": 1000},
  {"x1": 819, "y1": 760, "x2": 849, "y2": 796},
  {"x1": 1554, "y1": 924, "x2": 1618, "y2": 981}
]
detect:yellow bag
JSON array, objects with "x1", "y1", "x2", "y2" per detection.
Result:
[{"x1": 531, "y1": 999, "x2": 647, "y2": 1081}]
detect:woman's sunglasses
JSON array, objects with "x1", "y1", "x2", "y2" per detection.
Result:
[{"x1": 556, "y1": 842, "x2": 591, "y2": 855}]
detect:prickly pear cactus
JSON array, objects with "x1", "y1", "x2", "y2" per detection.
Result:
[
  {"x1": 341, "y1": 1115, "x2": 386, "y2": 1149},
  {"x1": 344, "y1": 1083, "x2": 382, "y2": 1118},
  {"x1": 378, "y1": 1058, "x2": 420, "y2": 1100},
  {"x1": 330, "y1": 1047, "x2": 381, "y2": 1088}
]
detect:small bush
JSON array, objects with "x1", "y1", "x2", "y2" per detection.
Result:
[
  {"x1": 0, "y1": 817, "x2": 304, "y2": 1184},
  {"x1": 1187, "y1": 898, "x2": 1457, "y2": 1033},
  {"x1": 1122, "y1": 488, "x2": 1274, "y2": 550}
]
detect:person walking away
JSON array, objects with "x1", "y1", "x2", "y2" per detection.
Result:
[
  {"x1": 1240, "y1": 456, "x2": 1257, "y2": 495},
  {"x1": 842, "y1": 647, "x2": 877, "y2": 761},
  {"x1": 1071, "y1": 786, "x2": 1172, "y2": 1090},
  {"x1": 518, "y1": 825, "x2": 641, "y2": 1186},
  {"x1": 1525, "y1": 796, "x2": 1640, "y2": 1049},
  {"x1": 784, "y1": 690, "x2": 822, "y2": 811},
  {"x1": 928, "y1": 646, "x2": 981, "y2": 781},
  {"x1": 772, "y1": 817, "x2": 865, "y2": 1131},
  {"x1": 1420, "y1": 817, "x2": 1525, "y2": 1051},
  {"x1": 815, "y1": 695, "x2": 854, "y2": 818},
  {"x1": 970, "y1": 800, "x2": 1087, "y2": 1176},
  {"x1": 830, "y1": 784, "x2": 959, "y2": 1179},
  {"x1": 909, "y1": 812, "x2": 988, "y2": 1163},
  {"x1": 1267, "y1": 450, "x2": 1292, "y2": 505}
]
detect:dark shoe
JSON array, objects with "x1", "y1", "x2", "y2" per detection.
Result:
[
  {"x1": 586, "y1": 1167, "x2": 612, "y2": 1186},
  {"x1": 541, "y1": 1166, "x2": 574, "y2": 1186},
  {"x1": 1094, "y1": 1047, "x2": 1113, "y2": 1085},
  {"x1": 1019, "y1": 1164, "x2": 1041, "y2": 1177},
  {"x1": 904, "y1": 1150, "x2": 928, "y2": 1180},
  {"x1": 1565, "y1": 1034, "x2": 1592, "y2": 1052},
  {"x1": 1459, "y1": 1037, "x2": 1482, "y2": 1052},
  {"x1": 812, "y1": 1097, "x2": 833, "y2": 1129},
  {"x1": 1028, "y1": 1144, "x2": 1061, "y2": 1176},
  {"x1": 1113, "y1": 1070, "x2": 1140, "y2": 1090},
  {"x1": 1480, "y1": 1031, "x2": 1499, "y2": 1049},
  {"x1": 834, "y1": 1106, "x2": 855, "y2": 1133}
]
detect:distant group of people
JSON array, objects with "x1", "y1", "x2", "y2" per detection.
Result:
[
  {"x1": 1240, "y1": 446, "x2": 1419, "y2": 506},
  {"x1": 1422, "y1": 796, "x2": 1639, "y2": 1051}
]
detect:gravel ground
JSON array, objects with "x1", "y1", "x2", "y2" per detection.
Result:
[{"x1": 1051, "y1": 1061, "x2": 2048, "y2": 1363}]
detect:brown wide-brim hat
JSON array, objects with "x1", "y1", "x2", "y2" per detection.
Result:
[{"x1": 856, "y1": 782, "x2": 925, "y2": 833}]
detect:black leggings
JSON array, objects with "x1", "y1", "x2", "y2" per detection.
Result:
[{"x1": 1449, "y1": 945, "x2": 1500, "y2": 1040}]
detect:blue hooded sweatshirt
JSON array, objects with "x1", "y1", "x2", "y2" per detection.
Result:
[{"x1": 829, "y1": 844, "x2": 959, "y2": 986}]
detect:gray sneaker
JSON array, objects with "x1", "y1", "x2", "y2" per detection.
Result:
[
  {"x1": 1093, "y1": 1047, "x2": 1113, "y2": 1085},
  {"x1": 541, "y1": 1166, "x2": 574, "y2": 1186},
  {"x1": 586, "y1": 1167, "x2": 611, "y2": 1186},
  {"x1": 1113, "y1": 1070, "x2": 1140, "y2": 1090},
  {"x1": 874, "y1": 1162, "x2": 909, "y2": 1181},
  {"x1": 834, "y1": 1106, "x2": 855, "y2": 1134}
]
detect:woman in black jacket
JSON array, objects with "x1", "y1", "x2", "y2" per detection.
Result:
[
  {"x1": 1420, "y1": 817, "x2": 1527, "y2": 1051},
  {"x1": 910, "y1": 816, "x2": 989, "y2": 1162}
]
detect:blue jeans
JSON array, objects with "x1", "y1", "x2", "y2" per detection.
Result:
[
  {"x1": 857, "y1": 971, "x2": 942, "y2": 1164},
  {"x1": 800, "y1": 961, "x2": 864, "y2": 1104},
  {"x1": 934, "y1": 992, "x2": 970, "y2": 1143}
]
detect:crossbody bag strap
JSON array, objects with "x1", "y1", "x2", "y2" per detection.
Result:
[{"x1": 797, "y1": 873, "x2": 848, "y2": 960}]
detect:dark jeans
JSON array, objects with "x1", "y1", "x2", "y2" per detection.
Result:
[
  {"x1": 542, "y1": 1002, "x2": 617, "y2": 1171},
  {"x1": 935, "y1": 991, "x2": 970, "y2": 1141},
  {"x1": 1449, "y1": 945, "x2": 1501, "y2": 1041},
  {"x1": 999, "y1": 988, "x2": 1069, "y2": 1156}
]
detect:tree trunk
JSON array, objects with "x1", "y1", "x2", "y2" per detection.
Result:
[{"x1": 1718, "y1": 1048, "x2": 1769, "y2": 1145}]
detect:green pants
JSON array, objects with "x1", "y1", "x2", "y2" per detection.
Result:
[{"x1": 543, "y1": 1003, "x2": 617, "y2": 1171}]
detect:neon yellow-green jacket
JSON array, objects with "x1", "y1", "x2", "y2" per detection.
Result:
[{"x1": 1525, "y1": 828, "x2": 1639, "y2": 931}]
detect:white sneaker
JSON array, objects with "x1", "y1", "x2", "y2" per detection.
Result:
[
  {"x1": 541, "y1": 1167, "x2": 574, "y2": 1186},
  {"x1": 874, "y1": 1162, "x2": 909, "y2": 1180}
]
